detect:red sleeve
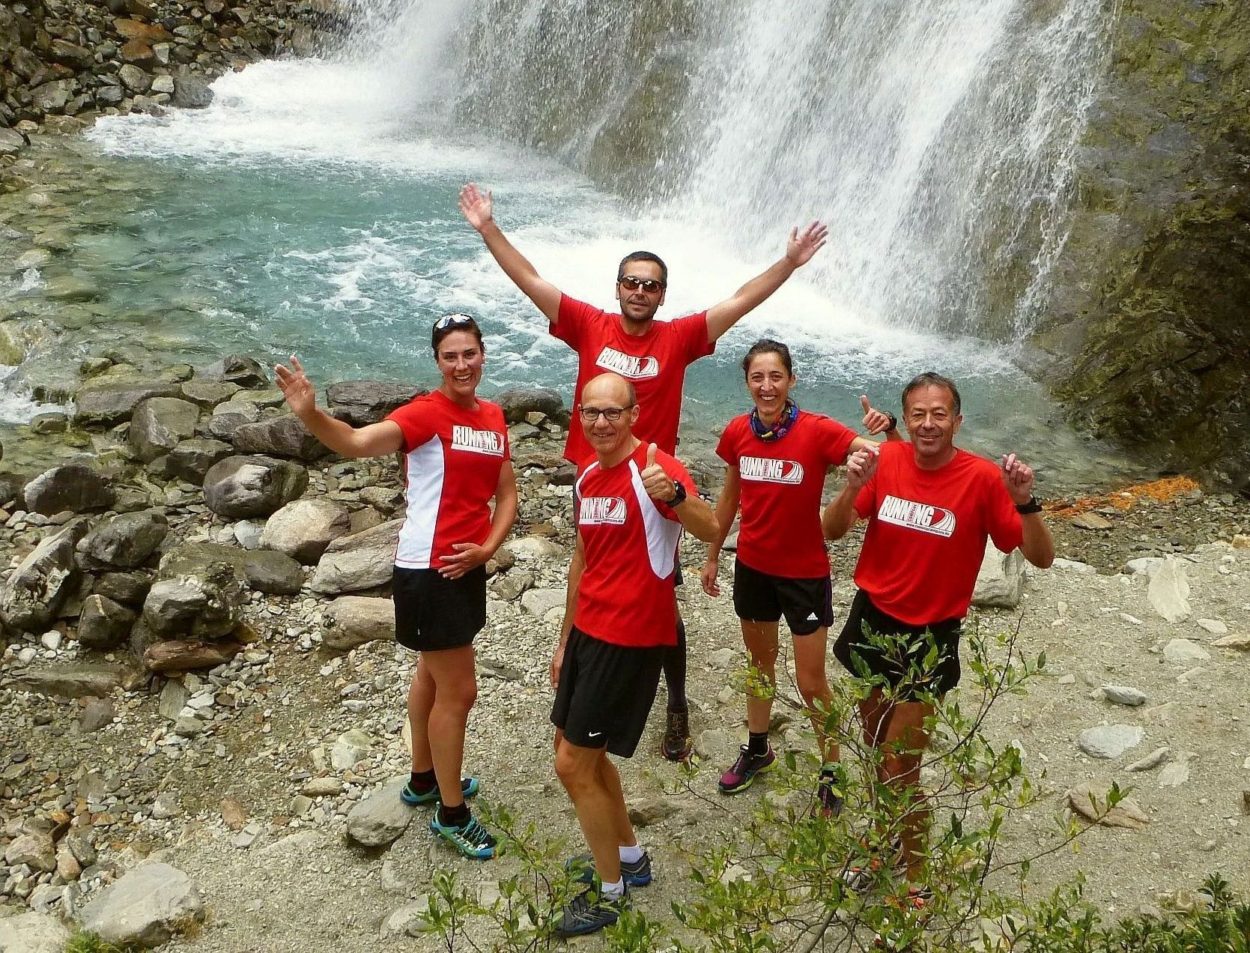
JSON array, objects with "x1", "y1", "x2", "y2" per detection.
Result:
[
  {"x1": 984, "y1": 468, "x2": 1024, "y2": 553},
  {"x1": 551, "y1": 294, "x2": 605, "y2": 350},
  {"x1": 386, "y1": 398, "x2": 435, "y2": 453},
  {"x1": 714, "y1": 419, "x2": 740, "y2": 466},
  {"x1": 674, "y1": 311, "x2": 715, "y2": 364},
  {"x1": 818, "y1": 415, "x2": 857, "y2": 467},
  {"x1": 657, "y1": 451, "x2": 698, "y2": 523}
]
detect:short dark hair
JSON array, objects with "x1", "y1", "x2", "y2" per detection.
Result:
[
  {"x1": 741, "y1": 339, "x2": 794, "y2": 378},
  {"x1": 902, "y1": 371, "x2": 961, "y2": 415},
  {"x1": 431, "y1": 313, "x2": 484, "y2": 355},
  {"x1": 617, "y1": 251, "x2": 668, "y2": 287}
]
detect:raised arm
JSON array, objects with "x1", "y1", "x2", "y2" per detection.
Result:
[
  {"x1": 459, "y1": 183, "x2": 563, "y2": 324},
  {"x1": 700, "y1": 467, "x2": 741, "y2": 596},
  {"x1": 822, "y1": 446, "x2": 878, "y2": 540},
  {"x1": 704, "y1": 221, "x2": 828, "y2": 344},
  {"x1": 1000, "y1": 453, "x2": 1054, "y2": 569},
  {"x1": 639, "y1": 443, "x2": 719, "y2": 542},
  {"x1": 849, "y1": 394, "x2": 902, "y2": 452},
  {"x1": 275, "y1": 357, "x2": 403, "y2": 458}
]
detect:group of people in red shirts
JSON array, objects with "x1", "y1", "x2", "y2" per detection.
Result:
[{"x1": 273, "y1": 183, "x2": 1055, "y2": 938}]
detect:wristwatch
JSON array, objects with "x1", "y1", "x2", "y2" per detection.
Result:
[
  {"x1": 1015, "y1": 496, "x2": 1043, "y2": 515},
  {"x1": 883, "y1": 412, "x2": 898, "y2": 432},
  {"x1": 667, "y1": 482, "x2": 687, "y2": 506}
]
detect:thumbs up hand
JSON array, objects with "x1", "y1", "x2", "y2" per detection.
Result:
[
  {"x1": 641, "y1": 443, "x2": 676, "y2": 502},
  {"x1": 860, "y1": 394, "x2": 896, "y2": 436}
]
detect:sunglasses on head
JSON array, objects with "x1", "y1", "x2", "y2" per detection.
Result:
[
  {"x1": 618, "y1": 275, "x2": 665, "y2": 294},
  {"x1": 434, "y1": 313, "x2": 475, "y2": 330}
]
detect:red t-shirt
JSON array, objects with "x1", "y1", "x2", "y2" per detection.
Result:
[
  {"x1": 386, "y1": 390, "x2": 510, "y2": 570},
  {"x1": 716, "y1": 410, "x2": 856, "y2": 578},
  {"x1": 852, "y1": 442, "x2": 1023, "y2": 626},
  {"x1": 573, "y1": 442, "x2": 696, "y2": 648},
  {"x1": 551, "y1": 294, "x2": 715, "y2": 464}
]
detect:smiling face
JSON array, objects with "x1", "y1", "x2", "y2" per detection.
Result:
[
  {"x1": 579, "y1": 373, "x2": 638, "y2": 462},
  {"x1": 903, "y1": 383, "x2": 962, "y2": 467},
  {"x1": 435, "y1": 329, "x2": 485, "y2": 405},
  {"x1": 615, "y1": 258, "x2": 667, "y2": 324},
  {"x1": 744, "y1": 351, "x2": 795, "y2": 420}
]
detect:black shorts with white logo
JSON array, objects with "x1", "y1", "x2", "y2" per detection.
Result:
[
  {"x1": 732, "y1": 558, "x2": 834, "y2": 636},
  {"x1": 392, "y1": 565, "x2": 486, "y2": 652},
  {"x1": 834, "y1": 589, "x2": 963, "y2": 699},
  {"x1": 550, "y1": 626, "x2": 665, "y2": 758}
]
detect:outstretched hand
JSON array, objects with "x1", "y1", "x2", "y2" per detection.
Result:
[
  {"x1": 999, "y1": 452, "x2": 1036, "y2": 505},
  {"x1": 859, "y1": 394, "x2": 894, "y2": 436},
  {"x1": 845, "y1": 446, "x2": 879, "y2": 490},
  {"x1": 274, "y1": 355, "x2": 316, "y2": 418},
  {"x1": 459, "y1": 182, "x2": 494, "y2": 232},
  {"x1": 786, "y1": 221, "x2": 829, "y2": 267},
  {"x1": 640, "y1": 443, "x2": 678, "y2": 503}
]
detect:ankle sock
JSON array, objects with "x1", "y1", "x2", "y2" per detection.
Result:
[
  {"x1": 437, "y1": 802, "x2": 470, "y2": 827},
  {"x1": 619, "y1": 844, "x2": 644, "y2": 864},
  {"x1": 600, "y1": 877, "x2": 625, "y2": 900},
  {"x1": 748, "y1": 731, "x2": 770, "y2": 757},
  {"x1": 408, "y1": 768, "x2": 436, "y2": 793}
]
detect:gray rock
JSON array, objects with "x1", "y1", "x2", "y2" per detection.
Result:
[
  {"x1": 129, "y1": 397, "x2": 200, "y2": 462},
  {"x1": 168, "y1": 437, "x2": 234, "y2": 483},
  {"x1": 1148, "y1": 557, "x2": 1191, "y2": 622},
  {"x1": 1077, "y1": 724, "x2": 1145, "y2": 759},
  {"x1": 77, "y1": 594, "x2": 138, "y2": 650},
  {"x1": 15, "y1": 662, "x2": 137, "y2": 698},
  {"x1": 0, "y1": 127, "x2": 28, "y2": 157},
  {"x1": 489, "y1": 570, "x2": 533, "y2": 602},
  {"x1": 118, "y1": 64, "x2": 152, "y2": 93},
  {"x1": 520, "y1": 587, "x2": 566, "y2": 620},
  {"x1": 231, "y1": 414, "x2": 330, "y2": 461},
  {"x1": 79, "y1": 862, "x2": 205, "y2": 948},
  {"x1": 1127, "y1": 746, "x2": 1172, "y2": 772},
  {"x1": 180, "y1": 379, "x2": 241, "y2": 407},
  {"x1": 0, "y1": 912, "x2": 72, "y2": 952},
  {"x1": 172, "y1": 73, "x2": 214, "y2": 108},
  {"x1": 326, "y1": 381, "x2": 422, "y2": 426},
  {"x1": 159, "y1": 679, "x2": 191, "y2": 719},
  {"x1": 241, "y1": 550, "x2": 304, "y2": 595},
  {"x1": 695, "y1": 728, "x2": 737, "y2": 764},
  {"x1": 1158, "y1": 760, "x2": 1191, "y2": 788},
  {"x1": 495, "y1": 386, "x2": 566, "y2": 424},
  {"x1": 204, "y1": 355, "x2": 268, "y2": 388},
  {"x1": 502, "y1": 536, "x2": 564, "y2": 562},
  {"x1": 971, "y1": 543, "x2": 1025, "y2": 609},
  {"x1": 345, "y1": 779, "x2": 412, "y2": 847},
  {"x1": 324, "y1": 596, "x2": 395, "y2": 650},
  {"x1": 1124, "y1": 557, "x2": 1165, "y2": 576},
  {"x1": 331, "y1": 728, "x2": 374, "y2": 771},
  {"x1": 32, "y1": 79, "x2": 74, "y2": 113},
  {"x1": 1071, "y1": 511, "x2": 1114, "y2": 530},
  {"x1": 23, "y1": 464, "x2": 114, "y2": 515},
  {"x1": 233, "y1": 520, "x2": 264, "y2": 550},
  {"x1": 79, "y1": 697, "x2": 116, "y2": 732},
  {"x1": 309, "y1": 519, "x2": 403, "y2": 595},
  {"x1": 261, "y1": 498, "x2": 351, "y2": 563},
  {"x1": 94, "y1": 571, "x2": 152, "y2": 606},
  {"x1": 1101, "y1": 685, "x2": 1147, "y2": 707},
  {"x1": 1163, "y1": 638, "x2": 1210, "y2": 664},
  {"x1": 143, "y1": 559, "x2": 243, "y2": 639},
  {"x1": 4, "y1": 831, "x2": 55, "y2": 871},
  {"x1": 626, "y1": 796, "x2": 680, "y2": 827},
  {"x1": 78, "y1": 510, "x2": 168, "y2": 569},
  {"x1": 203, "y1": 455, "x2": 308, "y2": 519},
  {"x1": 0, "y1": 520, "x2": 87, "y2": 631},
  {"x1": 382, "y1": 899, "x2": 431, "y2": 937},
  {"x1": 1051, "y1": 557, "x2": 1096, "y2": 573},
  {"x1": 73, "y1": 379, "x2": 182, "y2": 427},
  {"x1": 207, "y1": 399, "x2": 262, "y2": 440}
]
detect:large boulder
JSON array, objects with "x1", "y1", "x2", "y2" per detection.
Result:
[
  {"x1": 157, "y1": 542, "x2": 298, "y2": 596},
  {"x1": 206, "y1": 399, "x2": 262, "y2": 440},
  {"x1": 167, "y1": 437, "x2": 233, "y2": 483},
  {"x1": 231, "y1": 414, "x2": 330, "y2": 461},
  {"x1": 971, "y1": 543, "x2": 1025, "y2": 609},
  {"x1": 94, "y1": 570, "x2": 153, "y2": 607},
  {"x1": 326, "y1": 381, "x2": 422, "y2": 426},
  {"x1": 202, "y1": 455, "x2": 308, "y2": 519},
  {"x1": 324, "y1": 595, "x2": 395, "y2": 650},
  {"x1": 77, "y1": 510, "x2": 168, "y2": 569},
  {"x1": 260, "y1": 498, "x2": 351, "y2": 563},
  {"x1": 23, "y1": 464, "x2": 114, "y2": 515},
  {"x1": 180, "y1": 379, "x2": 241, "y2": 407},
  {"x1": 78, "y1": 862, "x2": 205, "y2": 948},
  {"x1": 0, "y1": 912, "x2": 72, "y2": 953},
  {"x1": 241, "y1": 550, "x2": 304, "y2": 595},
  {"x1": 494, "y1": 386, "x2": 566, "y2": 424},
  {"x1": 143, "y1": 558, "x2": 244, "y2": 639},
  {"x1": 172, "y1": 72, "x2": 214, "y2": 108},
  {"x1": 73, "y1": 379, "x2": 181, "y2": 427},
  {"x1": 129, "y1": 397, "x2": 200, "y2": 462},
  {"x1": 77, "y1": 594, "x2": 138, "y2": 650},
  {"x1": 0, "y1": 521, "x2": 87, "y2": 631},
  {"x1": 309, "y1": 519, "x2": 402, "y2": 595}
]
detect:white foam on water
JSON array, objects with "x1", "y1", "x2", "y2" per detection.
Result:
[{"x1": 0, "y1": 367, "x2": 69, "y2": 425}]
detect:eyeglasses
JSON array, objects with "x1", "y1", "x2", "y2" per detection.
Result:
[
  {"x1": 434, "y1": 313, "x2": 475, "y2": 330},
  {"x1": 618, "y1": 276, "x2": 665, "y2": 294},
  {"x1": 578, "y1": 404, "x2": 634, "y2": 422}
]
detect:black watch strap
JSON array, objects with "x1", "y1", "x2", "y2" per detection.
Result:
[
  {"x1": 1015, "y1": 496, "x2": 1043, "y2": 515},
  {"x1": 883, "y1": 411, "x2": 898, "y2": 432},
  {"x1": 667, "y1": 481, "x2": 687, "y2": 506}
]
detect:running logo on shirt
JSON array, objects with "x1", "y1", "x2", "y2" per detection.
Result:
[
  {"x1": 595, "y1": 347, "x2": 660, "y2": 380},
  {"x1": 451, "y1": 426, "x2": 505, "y2": 457},
  {"x1": 877, "y1": 494, "x2": 956, "y2": 537},
  {"x1": 739, "y1": 456, "x2": 804, "y2": 485},
  {"x1": 579, "y1": 496, "x2": 628, "y2": 525}
]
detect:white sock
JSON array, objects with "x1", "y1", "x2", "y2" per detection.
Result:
[
  {"x1": 600, "y1": 877, "x2": 625, "y2": 900},
  {"x1": 619, "y1": 844, "x2": 644, "y2": 864}
]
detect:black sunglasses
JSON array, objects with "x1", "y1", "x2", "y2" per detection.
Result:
[{"x1": 618, "y1": 276, "x2": 665, "y2": 294}]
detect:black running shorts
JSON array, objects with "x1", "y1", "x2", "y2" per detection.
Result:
[
  {"x1": 732, "y1": 558, "x2": 834, "y2": 636},
  {"x1": 392, "y1": 565, "x2": 486, "y2": 652},
  {"x1": 550, "y1": 626, "x2": 665, "y2": 758},
  {"x1": 833, "y1": 589, "x2": 963, "y2": 698}
]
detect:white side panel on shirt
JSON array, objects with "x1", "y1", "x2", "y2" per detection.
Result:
[
  {"x1": 395, "y1": 435, "x2": 444, "y2": 569},
  {"x1": 628, "y1": 460, "x2": 680, "y2": 579}
]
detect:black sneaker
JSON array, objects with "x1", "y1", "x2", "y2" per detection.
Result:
[
  {"x1": 565, "y1": 851, "x2": 653, "y2": 887},
  {"x1": 816, "y1": 772, "x2": 844, "y2": 818},
  {"x1": 661, "y1": 709, "x2": 692, "y2": 762},
  {"x1": 555, "y1": 885, "x2": 628, "y2": 937}
]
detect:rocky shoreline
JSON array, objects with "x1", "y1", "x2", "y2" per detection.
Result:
[{"x1": 0, "y1": 352, "x2": 1248, "y2": 949}]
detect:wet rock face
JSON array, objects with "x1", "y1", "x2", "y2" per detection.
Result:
[
  {"x1": 1032, "y1": 0, "x2": 1250, "y2": 489},
  {"x1": 23, "y1": 464, "x2": 115, "y2": 515},
  {"x1": 202, "y1": 455, "x2": 309, "y2": 519}
]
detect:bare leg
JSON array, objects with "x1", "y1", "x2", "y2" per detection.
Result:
[
  {"x1": 792, "y1": 625, "x2": 838, "y2": 764},
  {"x1": 878, "y1": 700, "x2": 934, "y2": 880},
  {"x1": 418, "y1": 645, "x2": 478, "y2": 808},
  {"x1": 740, "y1": 620, "x2": 780, "y2": 734},
  {"x1": 555, "y1": 739, "x2": 627, "y2": 884},
  {"x1": 407, "y1": 657, "x2": 436, "y2": 774}
]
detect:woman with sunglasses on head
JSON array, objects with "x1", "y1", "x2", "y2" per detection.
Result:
[
  {"x1": 275, "y1": 313, "x2": 517, "y2": 860},
  {"x1": 700, "y1": 339, "x2": 899, "y2": 814}
]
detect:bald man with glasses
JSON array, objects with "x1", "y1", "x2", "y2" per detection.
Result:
[{"x1": 460, "y1": 182, "x2": 828, "y2": 760}]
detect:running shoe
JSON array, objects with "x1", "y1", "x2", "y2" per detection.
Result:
[
  {"x1": 429, "y1": 813, "x2": 496, "y2": 860},
  {"x1": 400, "y1": 776, "x2": 480, "y2": 806},
  {"x1": 661, "y1": 709, "x2": 692, "y2": 762},
  {"x1": 565, "y1": 851, "x2": 653, "y2": 887},
  {"x1": 816, "y1": 773, "x2": 845, "y2": 818},
  {"x1": 555, "y1": 885, "x2": 628, "y2": 937},
  {"x1": 718, "y1": 744, "x2": 776, "y2": 794}
]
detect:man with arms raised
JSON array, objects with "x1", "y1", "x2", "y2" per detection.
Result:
[
  {"x1": 821, "y1": 371, "x2": 1053, "y2": 910},
  {"x1": 461, "y1": 182, "x2": 827, "y2": 759},
  {"x1": 550, "y1": 372, "x2": 718, "y2": 936}
]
